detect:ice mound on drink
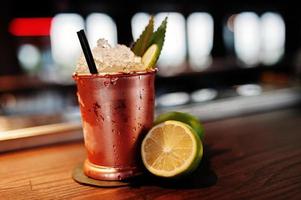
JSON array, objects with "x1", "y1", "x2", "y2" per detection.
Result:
[
  {"x1": 76, "y1": 16, "x2": 167, "y2": 74},
  {"x1": 76, "y1": 39, "x2": 145, "y2": 74}
]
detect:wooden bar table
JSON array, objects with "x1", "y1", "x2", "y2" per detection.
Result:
[{"x1": 1, "y1": 108, "x2": 301, "y2": 200}]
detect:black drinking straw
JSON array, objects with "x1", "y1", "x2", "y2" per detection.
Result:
[{"x1": 77, "y1": 29, "x2": 98, "y2": 74}]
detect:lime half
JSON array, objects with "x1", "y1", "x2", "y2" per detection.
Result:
[
  {"x1": 154, "y1": 112, "x2": 205, "y2": 140},
  {"x1": 141, "y1": 120, "x2": 203, "y2": 178},
  {"x1": 142, "y1": 44, "x2": 159, "y2": 69}
]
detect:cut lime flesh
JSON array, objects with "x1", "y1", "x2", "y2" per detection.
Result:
[
  {"x1": 141, "y1": 120, "x2": 203, "y2": 178},
  {"x1": 142, "y1": 44, "x2": 159, "y2": 69},
  {"x1": 155, "y1": 112, "x2": 205, "y2": 140}
]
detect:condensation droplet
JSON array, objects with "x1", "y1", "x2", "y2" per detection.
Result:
[
  {"x1": 103, "y1": 81, "x2": 110, "y2": 87},
  {"x1": 110, "y1": 77, "x2": 118, "y2": 85}
]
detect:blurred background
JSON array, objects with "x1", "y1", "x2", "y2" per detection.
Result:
[{"x1": 0, "y1": 0, "x2": 300, "y2": 133}]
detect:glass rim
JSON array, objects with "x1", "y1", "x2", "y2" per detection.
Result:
[{"x1": 72, "y1": 68, "x2": 157, "y2": 79}]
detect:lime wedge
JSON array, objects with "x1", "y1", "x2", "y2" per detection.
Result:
[
  {"x1": 142, "y1": 44, "x2": 159, "y2": 69},
  {"x1": 141, "y1": 120, "x2": 203, "y2": 178},
  {"x1": 154, "y1": 112, "x2": 205, "y2": 140}
]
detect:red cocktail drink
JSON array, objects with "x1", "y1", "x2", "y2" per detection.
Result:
[{"x1": 73, "y1": 70, "x2": 155, "y2": 180}]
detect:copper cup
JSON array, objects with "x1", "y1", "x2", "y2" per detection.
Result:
[{"x1": 73, "y1": 70, "x2": 155, "y2": 180}]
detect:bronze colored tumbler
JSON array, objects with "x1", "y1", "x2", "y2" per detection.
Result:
[{"x1": 73, "y1": 70, "x2": 155, "y2": 180}]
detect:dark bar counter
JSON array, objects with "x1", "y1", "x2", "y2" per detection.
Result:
[{"x1": 1, "y1": 108, "x2": 301, "y2": 199}]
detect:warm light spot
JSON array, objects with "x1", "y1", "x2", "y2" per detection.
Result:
[
  {"x1": 234, "y1": 12, "x2": 285, "y2": 67},
  {"x1": 187, "y1": 13, "x2": 214, "y2": 71},
  {"x1": 50, "y1": 13, "x2": 84, "y2": 70},
  {"x1": 236, "y1": 84, "x2": 262, "y2": 96},
  {"x1": 17, "y1": 44, "x2": 41, "y2": 71},
  {"x1": 157, "y1": 92, "x2": 190, "y2": 107},
  {"x1": 155, "y1": 13, "x2": 187, "y2": 69},
  {"x1": 234, "y1": 12, "x2": 261, "y2": 67},
  {"x1": 260, "y1": 12, "x2": 285, "y2": 65},
  {"x1": 86, "y1": 13, "x2": 117, "y2": 47},
  {"x1": 131, "y1": 12, "x2": 150, "y2": 41},
  {"x1": 191, "y1": 89, "x2": 217, "y2": 102}
]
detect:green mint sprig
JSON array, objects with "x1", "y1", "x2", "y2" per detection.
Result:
[
  {"x1": 131, "y1": 16, "x2": 154, "y2": 56},
  {"x1": 131, "y1": 16, "x2": 168, "y2": 67},
  {"x1": 147, "y1": 17, "x2": 167, "y2": 66}
]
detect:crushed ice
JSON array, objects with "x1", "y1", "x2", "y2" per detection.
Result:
[{"x1": 76, "y1": 39, "x2": 145, "y2": 74}]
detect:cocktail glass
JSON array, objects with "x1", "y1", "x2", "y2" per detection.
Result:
[{"x1": 73, "y1": 70, "x2": 156, "y2": 180}]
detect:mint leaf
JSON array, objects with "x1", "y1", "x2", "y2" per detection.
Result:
[
  {"x1": 131, "y1": 16, "x2": 154, "y2": 56},
  {"x1": 147, "y1": 17, "x2": 167, "y2": 65}
]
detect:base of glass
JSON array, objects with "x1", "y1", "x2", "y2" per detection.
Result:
[{"x1": 83, "y1": 159, "x2": 142, "y2": 181}]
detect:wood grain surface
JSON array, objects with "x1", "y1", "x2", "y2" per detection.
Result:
[{"x1": 1, "y1": 109, "x2": 301, "y2": 200}]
